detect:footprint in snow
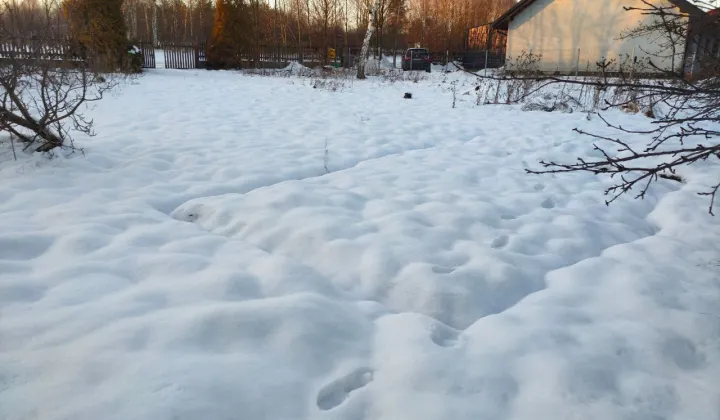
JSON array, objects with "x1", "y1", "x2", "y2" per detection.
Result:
[
  {"x1": 432, "y1": 266, "x2": 455, "y2": 274},
  {"x1": 430, "y1": 324, "x2": 460, "y2": 347},
  {"x1": 184, "y1": 213, "x2": 200, "y2": 222},
  {"x1": 170, "y1": 204, "x2": 205, "y2": 223},
  {"x1": 491, "y1": 235, "x2": 510, "y2": 249},
  {"x1": 316, "y1": 367, "x2": 373, "y2": 411},
  {"x1": 661, "y1": 335, "x2": 705, "y2": 371},
  {"x1": 541, "y1": 198, "x2": 556, "y2": 209}
]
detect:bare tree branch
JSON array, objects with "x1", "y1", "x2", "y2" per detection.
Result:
[
  {"x1": 0, "y1": 0, "x2": 124, "y2": 154},
  {"x1": 460, "y1": 0, "x2": 720, "y2": 213}
]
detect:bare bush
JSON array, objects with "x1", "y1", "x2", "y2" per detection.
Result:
[
  {"x1": 0, "y1": 1, "x2": 122, "y2": 155},
  {"x1": 528, "y1": 2, "x2": 720, "y2": 214},
  {"x1": 500, "y1": 51, "x2": 543, "y2": 103},
  {"x1": 464, "y1": 1, "x2": 720, "y2": 214},
  {"x1": 451, "y1": 80, "x2": 457, "y2": 108},
  {"x1": 311, "y1": 78, "x2": 348, "y2": 91},
  {"x1": 378, "y1": 68, "x2": 428, "y2": 84}
]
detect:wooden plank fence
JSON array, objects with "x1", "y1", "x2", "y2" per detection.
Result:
[
  {"x1": 164, "y1": 45, "x2": 196, "y2": 69},
  {"x1": 231, "y1": 47, "x2": 325, "y2": 68},
  {"x1": 0, "y1": 38, "x2": 83, "y2": 62},
  {"x1": 139, "y1": 42, "x2": 155, "y2": 69},
  {"x1": 142, "y1": 43, "x2": 348, "y2": 69}
]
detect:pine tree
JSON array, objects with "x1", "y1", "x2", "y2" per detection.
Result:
[
  {"x1": 63, "y1": 0, "x2": 128, "y2": 70},
  {"x1": 207, "y1": 0, "x2": 250, "y2": 69}
]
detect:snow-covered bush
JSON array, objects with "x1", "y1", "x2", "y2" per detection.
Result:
[{"x1": 126, "y1": 45, "x2": 143, "y2": 73}]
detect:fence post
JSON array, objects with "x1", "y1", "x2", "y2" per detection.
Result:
[{"x1": 484, "y1": 49, "x2": 489, "y2": 76}]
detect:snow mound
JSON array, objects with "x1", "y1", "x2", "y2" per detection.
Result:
[
  {"x1": 281, "y1": 60, "x2": 312, "y2": 75},
  {"x1": 365, "y1": 55, "x2": 396, "y2": 74}
]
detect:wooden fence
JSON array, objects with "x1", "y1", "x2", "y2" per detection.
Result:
[
  {"x1": 0, "y1": 38, "x2": 83, "y2": 62},
  {"x1": 231, "y1": 47, "x2": 324, "y2": 68},
  {"x1": 163, "y1": 45, "x2": 197, "y2": 69},
  {"x1": 139, "y1": 42, "x2": 155, "y2": 69},
  {"x1": 143, "y1": 43, "x2": 360, "y2": 69}
]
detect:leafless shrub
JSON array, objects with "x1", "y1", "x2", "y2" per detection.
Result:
[
  {"x1": 311, "y1": 78, "x2": 348, "y2": 91},
  {"x1": 501, "y1": 51, "x2": 543, "y2": 102},
  {"x1": 474, "y1": 79, "x2": 489, "y2": 105},
  {"x1": 451, "y1": 80, "x2": 458, "y2": 108},
  {"x1": 0, "y1": 1, "x2": 123, "y2": 155},
  {"x1": 243, "y1": 64, "x2": 356, "y2": 91},
  {"x1": 462, "y1": 0, "x2": 720, "y2": 214},
  {"x1": 527, "y1": 2, "x2": 720, "y2": 214},
  {"x1": 323, "y1": 137, "x2": 330, "y2": 174}
]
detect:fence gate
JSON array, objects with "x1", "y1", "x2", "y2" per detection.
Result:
[
  {"x1": 164, "y1": 45, "x2": 198, "y2": 69},
  {"x1": 139, "y1": 42, "x2": 156, "y2": 69}
]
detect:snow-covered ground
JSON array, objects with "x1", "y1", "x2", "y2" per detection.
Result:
[{"x1": 1, "y1": 65, "x2": 719, "y2": 420}]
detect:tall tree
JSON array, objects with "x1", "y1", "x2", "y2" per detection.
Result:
[
  {"x1": 312, "y1": 0, "x2": 338, "y2": 63},
  {"x1": 357, "y1": 0, "x2": 380, "y2": 78},
  {"x1": 207, "y1": 0, "x2": 250, "y2": 68},
  {"x1": 63, "y1": 0, "x2": 128, "y2": 69}
]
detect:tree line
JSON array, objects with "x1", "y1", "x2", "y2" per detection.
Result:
[{"x1": 2, "y1": 0, "x2": 513, "y2": 53}]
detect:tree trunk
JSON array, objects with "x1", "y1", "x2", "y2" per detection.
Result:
[
  {"x1": 153, "y1": 1, "x2": 159, "y2": 45},
  {"x1": 144, "y1": 3, "x2": 151, "y2": 41},
  {"x1": 296, "y1": 0, "x2": 303, "y2": 63},
  {"x1": 356, "y1": 0, "x2": 380, "y2": 79},
  {"x1": 130, "y1": 1, "x2": 138, "y2": 40},
  {"x1": 393, "y1": 35, "x2": 397, "y2": 68},
  {"x1": 188, "y1": 1, "x2": 193, "y2": 41}
]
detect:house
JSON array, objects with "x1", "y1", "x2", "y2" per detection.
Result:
[{"x1": 490, "y1": 0, "x2": 718, "y2": 75}]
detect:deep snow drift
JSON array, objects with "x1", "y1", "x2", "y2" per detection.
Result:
[{"x1": 1, "y1": 66, "x2": 719, "y2": 420}]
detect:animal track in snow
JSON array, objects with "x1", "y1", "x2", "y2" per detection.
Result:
[
  {"x1": 541, "y1": 197, "x2": 556, "y2": 209},
  {"x1": 661, "y1": 335, "x2": 705, "y2": 371},
  {"x1": 491, "y1": 235, "x2": 510, "y2": 249},
  {"x1": 316, "y1": 367, "x2": 374, "y2": 411},
  {"x1": 431, "y1": 266, "x2": 455, "y2": 274}
]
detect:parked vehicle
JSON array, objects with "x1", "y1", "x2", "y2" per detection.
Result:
[{"x1": 401, "y1": 48, "x2": 431, "y2": 72}]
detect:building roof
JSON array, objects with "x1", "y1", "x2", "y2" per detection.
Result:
[{"x1": 491, "y1": 0, "x2": 707, "y2": 30}]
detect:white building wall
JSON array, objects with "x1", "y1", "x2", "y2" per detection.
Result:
[{"x1": 505, "y1": 0, "x2": 689, "y2": 73}]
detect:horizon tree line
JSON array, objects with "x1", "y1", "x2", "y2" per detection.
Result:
[{"x1": 2, "y1": 0, "x2": 513, "y2": 53}]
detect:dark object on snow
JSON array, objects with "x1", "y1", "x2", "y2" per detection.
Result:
[{"x1": 404, "y1": 92, "x2": 412, "y2": 99}]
